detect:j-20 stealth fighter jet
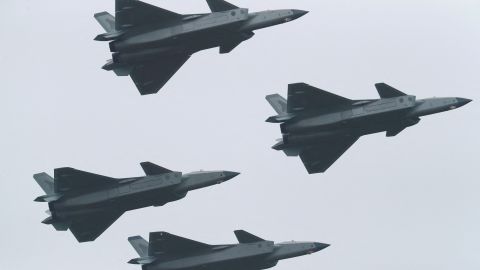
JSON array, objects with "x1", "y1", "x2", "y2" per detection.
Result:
[
  {"x1": 266, "y1": 83, "x2": 472, "y2": 174},
  {"x1": 94, "y1": 0, "x2": 308, "y2": 95},
  {"x1": 127, "y1": 230, "x2": 329, "y2": 270},
  {"x1": 33, "y1": 162, "x2": 239, "y2": 242}
]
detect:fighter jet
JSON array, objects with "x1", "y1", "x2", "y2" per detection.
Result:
[
  {"x1": 33, "y1": 162, "x2": 239, "y2": 242},
  {"x1": 127, "y1": 230, "x2": 329, "y2": 270},
  {"x1": 94, "y1": 0, "x2": 308, "y2": 95},
  {"x1": 266, "y1": 83, "x2": 472, "y2": 174}
]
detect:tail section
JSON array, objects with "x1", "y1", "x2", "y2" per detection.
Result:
[
  {"x1": 94, "y1": 12, "x2": 116, "y2": 32},
  {"x1": 128, "y1": 236, "x2": 156, "y2": 265},
  {"x1": 33, "y1": 173, "x2": 67, "y2": 230},
  {"x1": 33, "y1": 172, "x2": 62, "y2": 202},
  {"x1": 102, "y1": 60, "x2": 132, "y2": 76},
  {"x1": 42, "y1": 216, "x2": 69, "y2": 231},
  {"x1": 33, "y1": 173, "x2": 54, "y2": 195},
  {"x1": 129, "y1": 236, "x2": 149, "y2": 257},
  {"x1": 265, "y1": 94, "x2": 295, "y2": 123},
  {"x1": 94, "y1": 12, "x2": 125, "y2": 41},
  {"x1": 266, "y1": 94, "x2": 287, "y2": 115}
]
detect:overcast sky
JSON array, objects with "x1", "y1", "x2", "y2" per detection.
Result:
[{"x1": 1, "y1": 0, "x2": 479, "y2": 269}]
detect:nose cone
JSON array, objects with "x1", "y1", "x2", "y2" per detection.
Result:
[
  {"x1": 456, "y1": 98, "x2": 472, "y2": 108},
  {"x1": 291, "y1": 9, "x2": 309, "y2": 20},
  {"x1": 313, "y1": 242, "x2": 330, "y2": 252},
  {"x1": 223, "y1": 171, "x2": 240, "y2": 181}
]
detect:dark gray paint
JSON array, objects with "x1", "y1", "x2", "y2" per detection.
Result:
[
  {"x1": 33, "y1": 162, "x2": 239, "y2": 242},
  {"x1": 127, "y1": 230, "x2": 329, "y2": 270},
  {"x1": 3, "y1": 1, "x2": 478, "y2": 269},
  {"x1": 94, "y1": 0, "x2": 307, "y2": 95},
  {"x1": 266, "y1": 83, "x2": 472, "y2": 174}
]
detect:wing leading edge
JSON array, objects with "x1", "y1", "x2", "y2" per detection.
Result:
[
  {"x1": 287, "y1": 83, "x2": 352, "y2": 113},
  {"x1": 148, "y1": 232, "x2": 211, "y2": 256},
  {"x1": 115, "y1": 0, "x2": 182, "y2": 30},
  {"x1": 53, "y1": 168, "x2": 118, "y2": 193}
]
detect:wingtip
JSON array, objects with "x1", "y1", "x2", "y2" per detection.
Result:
[
  {"x1": 128, "y1": 235, "x2": 143, "y2": 241},
  {"x1": 94, "y1": 11, "x2": 110, "y2": 18},
  {"x1": 33, "y1": 172, "x2": 46, "y2": 178},
  {"x1": 265, "y1": 94, "x2": 278, "y2": 100}
]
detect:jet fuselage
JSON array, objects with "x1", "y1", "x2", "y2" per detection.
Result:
[
  {"x1": 277, "y1": 96, "x2": 470, "y2": 149},
  {"x1": 266, "y1": 82, "x2": 471, "y2": 173},
  {"x1": 109, "y1": 9, "x2": 307, "y2": 64},
  {"x1": 95, "y1": 1, "x2": 308, "y2": 94},
  {"x1": 48, "y1": 171, "x2": 237, "y2": 226},
  {"x1": 143, "y1": 241, "x2": 326, "y2": 270},
  {"x1": 34, "y1": 163, "x2": 240, "y2": 241}
]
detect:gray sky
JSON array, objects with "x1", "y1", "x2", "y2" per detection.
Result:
[{"x1": 1, "y1": 0, "x2": 479, "y2": 269}]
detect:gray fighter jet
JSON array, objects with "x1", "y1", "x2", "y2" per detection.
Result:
[
  {"x1": 266, "y1": 83, "x2": 472, "y2": 174},
  {"x1": 94, "y1": 0, "x2": 308, "y2": 95},
  {"x1": 127, "y1": 230, "x2": 329, "y2": 270},
  {"x1": 33, "y1": 162, "x2": 239, "y2": 242}
]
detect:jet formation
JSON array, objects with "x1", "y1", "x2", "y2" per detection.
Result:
[
  {"x1": 127, "y1": 230, "x2": 329, "y2": 270},
  {"x1": 94, "y1": 0, "x2": 308, "y2": 95},
  {"x1": 33, "y1": 162, "x2": 239, "y2": 242},
  {"x1": 266, "y1": 83, "x2": 472, "y2": 174}
]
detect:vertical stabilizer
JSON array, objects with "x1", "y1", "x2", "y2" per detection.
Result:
[
  {"x1": 33, "y1": 173, "x2": 54, "y2": 195},
  {"x1": 129, "y1": 236, "x2": 149, "y2": 257},
  {"x1": 94, "y1": 12, "x2": 116, "y2": 32},
  {"x1": 266, "y1": 94, "x2": 288, "y2": 115},
  {"x1": 128, "y1": 236, "x2": 156, "y2": 264},
  {"x1": 266, "y1": 94, "x2": 295, "y2": 123}
]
